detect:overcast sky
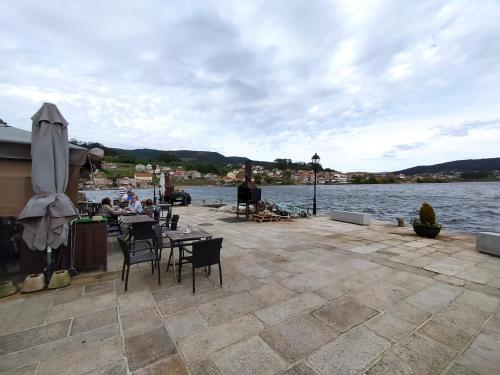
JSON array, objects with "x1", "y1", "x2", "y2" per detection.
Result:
[{"x1": 1, "y1": 1, "x2": 499, "y2": 172}]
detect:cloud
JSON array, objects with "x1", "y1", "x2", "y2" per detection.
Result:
[
  {"x1": 0, "y1": 0, "x2": 499, "y2": 172},
  {"x1": 383, "y1": 142, "x2": 428, "y2": 158},
  {"x1": 437, "y1": 119, "x2": 500, "y2": 137}
]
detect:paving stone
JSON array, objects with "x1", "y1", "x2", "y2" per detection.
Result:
[
  {"x1": 351, "y1": 282, "x2": 413, "y2": 311},
  {"x1": 2, "y1": 294, "x2": 56, "y2": 334},
  {"x1": 36, "y1": 336, "x2": 123, "y2": 375},
  {"x1": 457, "y1": 331, "x2": 500, "y2": 375},
  {"x1": 278, "y1": 273, "x2": 332, "y2": 294},
  {"x1": 486, "y1": 276, "x2": 500, "y2": 289},
  {"x1": 54, "y1": 285, "x2": 84, "y2": 305},
  {"x1": 125, "y1": 326, "x2": 176, "y2": 371},
  {"x1": 0, "y1": 324, "x2": 120, "y2": 372},
  {"x1": 455, "y1": 266, "x2": 498, "y2": 285},
  {"x1": 249, "y1": 283, "x2": 297, "y2": 305},
  {"x1": 83, "y1": 358, "x2": 128, "y2": 374},
  {"x1": 455, "y1": 289, "x2": 500, "y2": 314},
  {"x1": 198, "y1": 292, "x2": 264, "y2": 325},
  {"x1": 178, "y1": 314, "x2": 264, "y2": 362},
  {"x1": 436, "y1": 302, "x2": 490, "y2": 335},
  {"x1": 312, "y1": 297, "x2": 379, "y2": 333},
  {"x1": 405, "y1": 283, "x2": 462, "y2": 313},
  {"x1": 434, "y1": 274, "x2": 466, "y2": 286},
  {"x1": 340, "y1": 274, "x2": 377, "y2": 291},
  {"x1": 280, "y1": 363, "x2": 317, "y2": 375},
  {"x1": 0, "y1": 364, "x2": 38, "y2": 375},
  {"x1": 156, "y1": 288, "x2": 231, "y2": 315},
  {"x1": 164, "y1": 307, "x2": 209, "y2": 340},
  {"x1": 307, "y1": 326, "x2": 391, "y2": 375},
  {"x1": 366, "y1": 313, "x2": 416, "y2": 342},
  {"x1": 443, "y1": 363, "x2": 480, "y2": 375},
  {"x1": 366, "y1": 333, "x2": 456, "y2": 375},
  {"x1": 386, "y1": 301, "x2": 432, "y2": 325},
  {"x1": 134, "y1": 354, "x2": 189, "y2": 375},
  {"x1": 117, "y1": 291, "x2": 155, "y2": 314},
  {"x1": 483, "y1": 317, "x2": 500, "y2": 335},
  {"x1": 47, "y1": 293, "x2": 116, "y2": 323},
  {"x1": 0, "y1": 319, "x2": 71, "y2": 354},
  {"x1": 255, "y1": 293, "x2": 327, "y2": 326},
  {"x1": 313, "y1": 278, "x2": 352, "y2": 301},
  {"x1": 152, "y1": 278, "x2": 215, "y2": 302},
  {"x1": 120, "y1": 305, "x2": 163, "y2": 338},
  {"x1": 260, "y1": 314, "x2": 338, "y2": 362},
  {"x1": 211, "y1": 335, "x2": 287, "y2": 375},
  {"x1": 389, "y1": 271, "x2": 435, "y2": 291},
  {"x1": 424, "y1": 258, "x2": 476, "y2": 276},
  {"x1": 84, "y1": 280, "x2": 116, "y2": 296},
  {"x1": 70, "y1": 307, "x2": 118, "y2": 335},
  {"x1": 419, "y1": 320, "x2": 473, "y2": 350},
  {"x1": 227, "y1": 277, "x2": 267, "y2": 293},
  {"x1": 187, "y1": 358, "x2": 220, "y2": 375}
]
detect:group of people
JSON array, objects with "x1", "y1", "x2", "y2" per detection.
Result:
[{"x1": 99, "y1": 190, "x2": 156, "y2": 218}]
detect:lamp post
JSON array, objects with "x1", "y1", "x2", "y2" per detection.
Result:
[{"x1": 311, "y1": 153, "x2": 320, "y2": 215}]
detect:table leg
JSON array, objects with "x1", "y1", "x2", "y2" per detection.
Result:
[{"x1": 177, "y1": 242, "x2": 182, "y2": 283}]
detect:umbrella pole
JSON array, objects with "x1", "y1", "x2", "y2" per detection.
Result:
[
  {"x1": 46, "y1": 245, "x2": 53, "y2": 283},
  {"x1": 153, "y1": 184, "x2": 157, "y2": 205}
]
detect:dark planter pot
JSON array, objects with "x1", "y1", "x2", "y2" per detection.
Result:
[{"x1": 413, "y1": 223, "x2": 441, "y2": 238}]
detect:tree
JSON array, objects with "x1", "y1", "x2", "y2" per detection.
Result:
[{"x1": 158, "y1": 152, "x2": 180, "y2": 164}]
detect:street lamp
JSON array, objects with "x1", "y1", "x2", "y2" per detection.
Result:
[{"x1": 311, "y1": 153, "x2": 320, "y2": 215}]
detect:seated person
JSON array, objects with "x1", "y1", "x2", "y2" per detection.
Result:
[
  {"x1": 99, "y1": 197, "x2": 119, "y2": 218},
  {"x1": 143, "y1": 199, "x2": 155, "y2": 218},
  {"x1": 128, "y1": 195, "x2": 144, "y2": 214}
]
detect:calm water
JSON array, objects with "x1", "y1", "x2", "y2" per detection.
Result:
[{"x1": 85, "y1": 182, "x2": 500, "y2": 233}]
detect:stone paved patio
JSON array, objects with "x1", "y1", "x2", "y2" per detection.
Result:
[{"x1": 1, "y1": 206, "x2": 500, "y2": 374}]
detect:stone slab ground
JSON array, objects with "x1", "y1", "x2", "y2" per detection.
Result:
[{"x1": 1, "y1": 206, "x2": 500, "y2": 374}]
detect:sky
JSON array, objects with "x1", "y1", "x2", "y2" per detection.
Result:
[{"x1": 1, "y1": 0, "x2": 499, "y2": 172}]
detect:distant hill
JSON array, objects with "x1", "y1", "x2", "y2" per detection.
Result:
[
  {"x1": 104, "y1": 147, "x2": 275, "y2": 167},
  {"x1": 395, "y1": 158, "x2": 500, "y2": 175}
]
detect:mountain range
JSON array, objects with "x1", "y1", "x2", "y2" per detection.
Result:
[
  {"x1": 396, "y1": 157, "x2": 500, "y2": 175},
  {"x1": 90, "y1": 143, "x2": 500, "y2": 175}
]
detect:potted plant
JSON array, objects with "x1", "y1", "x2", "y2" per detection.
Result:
[{"x1": 411, "y1": 202, "x2": 441, "y2": 238}]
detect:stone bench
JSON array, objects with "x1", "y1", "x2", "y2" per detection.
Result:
[
  {"x1": 330, "y1": 210, "x2": 371, "y2": 226},
  {"x1": 476, "y1": 232, "x2": 500, "y2": 256}
]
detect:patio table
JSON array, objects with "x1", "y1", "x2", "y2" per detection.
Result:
[
  {"x1": 119, "y1": 214, "x2": 156, "y2": 240},
  {"x1": 119, "y1": 214, "x2": 155, "y2": 225},
  {"x1": 163, "y1": 228, "x2": 212, "y2": 282}
]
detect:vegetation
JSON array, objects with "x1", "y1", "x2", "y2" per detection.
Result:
[
  {"x1": 350, "y1": 174, "x2": 400, "y2": 184},
  {"x1": 419, "y1": 202, "x2": 436, "y2": 226},
  {"x1": 274, "y1": 158, "x2": 324, "y2": 171}
]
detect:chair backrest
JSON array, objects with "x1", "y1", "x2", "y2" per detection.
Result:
[
  {"x1": 151, "y1": 224, "x2": 163, "y2": 249},
  {"x1": 117, "y1": 236, "x2": 130, "y2": 263},
  {"x1": 191, "y1": 237, "x2": 223, "y2": 268},
  {"x1": 132, "y1": 222, "x2": 155, "y2": 241},
  {"x1": 170, "y1": 215, "x2": 179, "y2": 230},
  {"x1": 153, "y1": 207, "x2": 160, "y2": 222}
]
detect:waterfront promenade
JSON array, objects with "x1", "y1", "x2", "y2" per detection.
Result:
[{"x1": 1, "y1": 206, "x2": 499, "y2": 374}]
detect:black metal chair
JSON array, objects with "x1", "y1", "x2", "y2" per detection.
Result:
[
  {"x1": 128, "y1": 222, "x2": 155, "y2": 248},
  {"x1": 170, "y1": 215, "x2": 179, "y2": 230},
  {"x1": 159, "y1": 212, "x2": 173, "y2": 231},
  {"x1": 181, "y1": 237, "x2": 223, "y2": 293},
  {"x1": 151, "y1": 224, "x2": 164, "y2": 262},
  {"x1": 118, "y1": 235, "x2": 160, "y2": 291},
  {"x1": 105, "y1": 216, "x2": 121, "y2": 237}
]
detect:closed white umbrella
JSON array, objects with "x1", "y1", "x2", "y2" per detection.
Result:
[{"x1": 159, "y1": 172, "x2": 166, "y2": 197}]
